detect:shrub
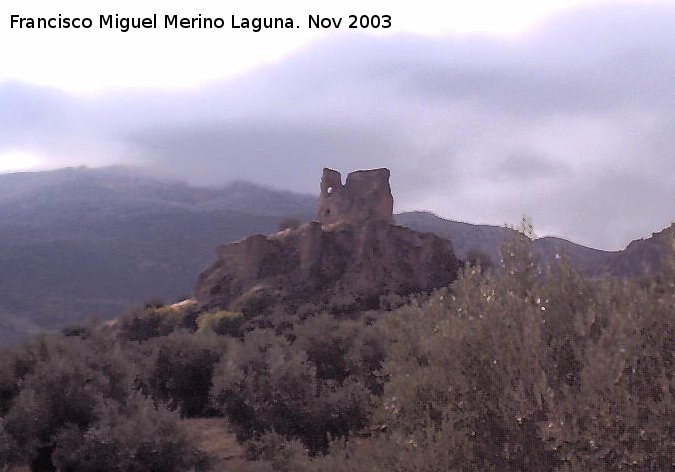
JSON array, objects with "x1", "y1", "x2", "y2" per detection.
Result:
[
  {"x1": 144, "y1": 331, "x2": 225, "y2": 417},
  {"x1": 197, "y1": 310, "x2": 245, "y2": 337},
  {"x1": 278, "y1": 218, "x2": 302, "y2": 232},
  {"x1": 301, "y1": 230, "x2": 675, "y2": 471},
  {"x1": 51, "y1": 395, "x2": 210, "y2": 472},
  {"x1": 0, "y1": 331, "x2": 212, "y2": 471},
  {"x1": 0, "y1": 418, "x2": 19, "y2": 469},
  {"x1": 0, "y1": 334, "x2": 135, "y2": 470},
  {"x1": 295, "y1": 314, "x2": 386, "y2": 394},
  {"x1": 464, "y1": 248, "x2": 494, "y2": 272},
  {"x1": 210, "y1": 329, "x2": 371, "y2": 454},
  {"x1": 116, "y1": 300, "x2": 200, "y2": 342}
]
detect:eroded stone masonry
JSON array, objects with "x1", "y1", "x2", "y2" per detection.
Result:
[
  {"x1": 317, "y1": 168, "x2": 394, "y2": 226},
  {"x1": 194, "y1": 168, "x2": 460, "y2": 315}
]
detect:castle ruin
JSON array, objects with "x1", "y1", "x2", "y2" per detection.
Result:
[
  {"x1": 316, "y1": 168, "x2": 394, "y2": 226},
  {"x1": 194, "y1": 167, "x2": 460, "y2": 314}
]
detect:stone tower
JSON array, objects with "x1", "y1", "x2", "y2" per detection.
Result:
[{"x1": 316, "y1": 168, "x2": 394, "y2": 226}]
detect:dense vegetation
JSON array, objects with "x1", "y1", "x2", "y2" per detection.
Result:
[{"x1": 0, "y1": 228, "x2": 672, "y2": 471}]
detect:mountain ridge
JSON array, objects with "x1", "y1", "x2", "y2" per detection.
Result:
[{"x1": 0, "y1": 167, "x2": 670, "y2": 343}]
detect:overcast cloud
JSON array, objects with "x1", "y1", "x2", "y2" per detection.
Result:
[{"x1": 1, "y1": 3, "x2": 674, "y2": 250}]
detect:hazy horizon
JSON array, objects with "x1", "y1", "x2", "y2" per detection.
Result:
[
  {"x1": 1, "y1": 162, "x2": 670, "y2": 252},
  {"x1": 1, "y1": 1, "x2": 674, "y2": 250}
]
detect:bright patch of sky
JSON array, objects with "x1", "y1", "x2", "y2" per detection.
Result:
[
  {"x1": 0, "y1": 0, "x2": 614, "y2": 93},
  {"x1": 0, "y1": 150, "x2": 46, "y2": 172}
]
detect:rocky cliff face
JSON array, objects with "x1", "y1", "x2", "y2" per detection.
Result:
[
  {"x1": 195, "y1": 168, "x2": 461, "y2": 314},
  {"x1": 606, "y1": 223, "x2": 674, "y2": 277}
]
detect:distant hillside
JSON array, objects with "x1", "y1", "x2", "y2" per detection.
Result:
[
  {"x1": 396, "y1": 212, "x2": 617, "y2": 274},
  {"x1": 604, "y1": 224, "x2": 674, "y2": 276},
  {"x1": 0, "y1": 167, "x2": 670, "y2": 344},
  {"x1": 395, "y1": 212, "x2": 509, "y2": 262},
  {"x1": 0, "y1": 167, "x2": 315, "y2": 343},
  {"x1": 396, "y1": 211, "x2": 672, "y2": 277}
]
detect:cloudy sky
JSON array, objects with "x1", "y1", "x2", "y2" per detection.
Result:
[{"x1": 1, "y1": 0, "x2": 673, "y2": 250}]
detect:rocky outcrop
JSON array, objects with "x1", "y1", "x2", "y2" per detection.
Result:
[
  {"x1": 606, "y1": 223, "x2": 674, "y2": 277},
  {"x1": 195, "y1": 219, "x2": 460, "y2": 314},
  {"x1": 194, "y1": 168, "x2": 461, "y2": 314}
]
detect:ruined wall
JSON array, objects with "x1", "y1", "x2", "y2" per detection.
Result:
[
  {"x1": 316, "y1": 168, "x2": 394, "y2": 226},
  {"x1": 194, "y1": 167, "x2": 461, "y2": 315},
  {"x1": 194, "y1": 219, "x2": 461, "y2": 314}
]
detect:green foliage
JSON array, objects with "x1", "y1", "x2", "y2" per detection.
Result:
[
  {"x1": 287, "y1": 230, "x2": 674, "y2": 472},
  {"x1": 211, "y1": 331, "x2": 317, "y2": 443},
  {"x1": 116, "y1": 301, "x2": 198, "y2": 342},
  {"x1": 294, "y1": 314, "x2": 386, "y2": 394},
  {"x1": 210, "y1": 328, "x2": 372, "y2": 454},
  {"x1": 278, "y1": 218, "x2": 302, "y2": 232},
  {"x1": 542, "y1": 277, "x2": 674, "y2": 470},
  {"x1": 234, "y1": 290, "x2": 276, "y2": 317},
  {"x1": 50, "y1": 395, "x2": 210, "y2": 472},
  {"x1": 143, "y1": 331, "x2": 225, "y2": 417},
  {"x1": 0, "y1": 332, "x2": 208, "y2": 471},
  {"x1": 464, "y1": 248, "x2": 494, "y2": 272},
  {"x1": 197, "y1": 310, "x2": 245, "y2": 337},
  {"x1": 0, "y1": 226, "x2": 672, "y2": 471},
  {"x1": 0, "y1": 418, "x2": 19, "y2": 467}
]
